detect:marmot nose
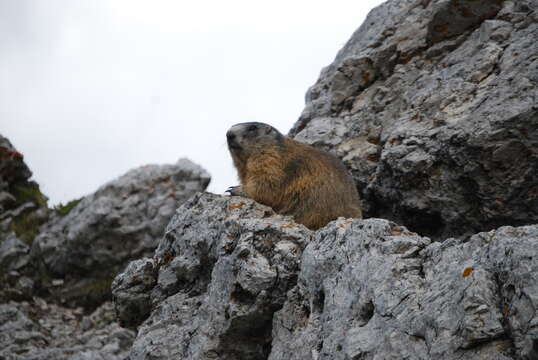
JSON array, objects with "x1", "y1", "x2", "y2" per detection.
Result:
[{"x1": 226, "y1": 130, "x2": 236, "y2": 142}]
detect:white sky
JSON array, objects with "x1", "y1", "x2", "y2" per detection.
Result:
[{"x1": 0, "y1": 0, "x2": 385, "y2": 205}]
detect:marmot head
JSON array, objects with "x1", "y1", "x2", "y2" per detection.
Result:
[{"x1": 227, "y1": 122, "x2": 284, "y2": 161}]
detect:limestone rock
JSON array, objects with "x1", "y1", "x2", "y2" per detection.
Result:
[
  {"x1": 31, "y1": 158, "x2": 210, "y2": 307},
  {"x1": 112, "y1": 192, "x2": 313, "y2": 359},
  {"x1": 290, "y1": 0, "x2": 538, "y2": 240},
  {"x1": 269, "y1": 221, "x2": 538, "y2": 360},
  {"x1": 115, "y1": 192, "x2": 538, "y2": 359}
]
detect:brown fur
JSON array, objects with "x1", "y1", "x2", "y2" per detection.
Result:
[{"x1": 227, "y1": 122, "x2": 362, "y2": 229}]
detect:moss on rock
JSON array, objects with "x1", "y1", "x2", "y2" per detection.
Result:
[
  {"x1": 53, "y1": 198, "x2": 82, "y2": 217},
  {"x1": 10, "y1": 181, "x2": 48, "y2": 208}
]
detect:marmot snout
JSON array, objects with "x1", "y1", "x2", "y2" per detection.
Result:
[{"x1": 227, "y1": 122, "x2": 362, "y2": 230}]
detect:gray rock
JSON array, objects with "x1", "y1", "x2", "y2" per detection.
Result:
[
  {"x1": 116, "y1": 192, "x2": 538, "y2": 359},
  {"x1": 31, "y1": 158, "x2": 210, "y2": 307},
  {"x1": 0, "y1": 135, "x2": 32, "y2": 193},
  {"x1": 5, "y1": 1, "x2": 538, "y2": 359},
  {"x1": 0, "y1": 134, "x2": 49, "y2": 245},
  {"x1": 290, "y1": 0, "x2": 538, "y2": 240},
  {"x1": 0, "y1": 134, "x2": 49, "y2": 302},
  {"x1": 0, "y1": 233, "x2": 30, "y2": 271},
  {"x1": 111, "y1": 257, "x2": 158, "y2": 328},
  {"x1": 113, "y1": 192, "x2": 313, "y2": 359},
  {"x1": 0, "y1": 234, "x2": 35, "y2": 302},
  {"x1": 0, "y1": 300, "x2": 135, "y2": 360},
  {"x1": 269, "y1": 221, "x2": 538, "y2": 360}
]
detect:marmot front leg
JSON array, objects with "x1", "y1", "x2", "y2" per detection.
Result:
[{"x1": 225, "y1": 185, "x2": 247, "y2": 196}]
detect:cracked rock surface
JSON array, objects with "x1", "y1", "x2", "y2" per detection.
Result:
[
  {"x1": 290, "y1": 0, "x2": 538, "y2": 240},
  {"x1": 115, "y1": 193, "x2": 538, "y2": 359},
  {"x1": 112, "y1": 193, "x2": 313, "y2": 359},
  {"x1": 269, "y1": 221, "x2": 538, "y2": 360}
]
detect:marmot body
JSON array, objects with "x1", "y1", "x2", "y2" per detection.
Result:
[{"x1": 227, "y1": 122, "x2": 362, "y2": 230}]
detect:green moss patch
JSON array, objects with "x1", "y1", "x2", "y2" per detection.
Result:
[
  {"x1": 53, "y1": 198, "x2": 82, "y2": 216},
  {"x1": 10, "y1": 181, "x2": 48, "y2": 208},
  {"x1": 5, "y1": 181, "x2": 49, "y2": 244}
]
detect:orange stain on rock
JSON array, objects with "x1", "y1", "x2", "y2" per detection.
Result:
[{"x1": 462, "y1": 266, "x2": 474, "y2": 277}]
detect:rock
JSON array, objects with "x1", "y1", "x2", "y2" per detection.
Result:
[
  {"x1": 31, "y1": 158, "x2": 210, "y2": 308},
  {"x1": 0, "y1": 135, "x2": 32, "y2": 193},
  {"x1": 0, "y1": 134, "x2": 49, "y2": 303},
  {"x1": 0, "y1": 233, "x2": 30, "y2": 271},
  {"x1": 111, "y1": 258, "x2": 158, "y2": 329},
  {"x1": 115, "y1": 192, "x2": 538, "y2": 359},
  {"x1": 112, "y1": 192, "x2": 313, "y2": 359},
  {"x1": 4, "y1": 0, "x2": 538, "y2": 358},
  {"x1": 0, "y1": 300, "x2": 135, "y2": 360},
  {"x1": 269, "y1": 222, "x2": 538, "y2": 360},
  {"x1": 0, "y1": 134, "x2": 49, "y2": 245},
  {"x1": 290, "y1": 0, "x2": 538, "y2": 240},
  {"x1": 0, "y1": 233, "x2": 36, "y2": 302}
]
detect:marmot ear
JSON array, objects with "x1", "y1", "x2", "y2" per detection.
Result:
[{"x1": 265, "y1": 126, "x2": 274, "y2": 135}]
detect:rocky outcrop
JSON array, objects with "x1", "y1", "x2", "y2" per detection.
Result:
[
  {"x1": 112, "y1": 193, "x2": 312, "y2": 359},
  {"x1": 0, "y1": 135, "x2": 49, "y2": 303},
  {"x1": 290, "y1": 0, "x2": 538, "y2": 240},
  {"x1": 29, "y1": 159, "x2": 210, "y2": 308},
  {"x1": 0, "y1": 134, "x2": 48, "y2": 249},
  {"x1": 110, "y1": 1, "x2": 538, "y2": 358},
  {"x1": 0, "y1": 132, "x2": 211, "y2": 306},
  {"x1": 4, "y1": 0, "x2": 538, "y2": 359},
  {"x1": 0, "y1": 134, "x2": 211, "y2": 356},
  {"x1": 0, "y1": 300, "x2": 135, "y2": 360},
  {"x1": 114, "y1": 193, "x2": 538, "y2": 359}
]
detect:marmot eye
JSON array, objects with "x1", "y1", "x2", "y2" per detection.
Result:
[{"x1": 247, "y1": 125, "x2": 257, "y2": 132}]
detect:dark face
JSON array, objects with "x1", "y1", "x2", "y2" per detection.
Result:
[{"x1": 226, "y1": 122, "x2": 283, "y2": 155}]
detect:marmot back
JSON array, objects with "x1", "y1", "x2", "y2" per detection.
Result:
[{"x1": 227, "y1": 122, "x2": 362, "y2": 230}]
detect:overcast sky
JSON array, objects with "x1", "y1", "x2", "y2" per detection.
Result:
[{"x1": 1, "y1": 0, "x2": 385, "y2": 205}]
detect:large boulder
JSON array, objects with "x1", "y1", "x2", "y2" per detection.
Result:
[
  {"x1": 112, "y1": 192, "x2": 312, "y2": 359},
  {"x1": 30, "y1": 158, "x2": 210, "y2": 308},
  {"x1": 290, "y1": 0, "x2": 538, "y2": 240}
]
